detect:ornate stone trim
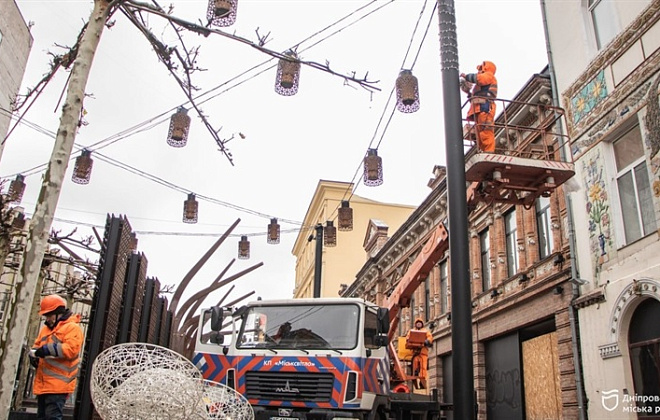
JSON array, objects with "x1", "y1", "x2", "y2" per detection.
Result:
[
  {"x1": 573, "y1": 289, "x2": 606, "y2": 309},
  {"x1": 609, "y1": 278, "x2": 660, "y2": 341},
  {"x1": 598, "y1": 342, "x2": 621, "y2": 359},
  {"x1": 563, "y1": 4, "x2": 660, "y2": 154},
  {"x1": 564, "y1": 1, "x2": 660, "y2": 102}
]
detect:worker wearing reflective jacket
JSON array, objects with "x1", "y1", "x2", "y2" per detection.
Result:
[
  {"x1": 406, "y1": 317, "x2": 433, "y2": 385},
  {"x1": 29, "y1": 294, "x2": 83, "y2": 420},
  {"x1": 461, "y1": 60, "x2": 498, "y2": 152}
]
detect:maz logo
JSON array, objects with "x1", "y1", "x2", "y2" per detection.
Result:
[{"x1": 275, "y1": 381, "x2": 300, "y2": 393}]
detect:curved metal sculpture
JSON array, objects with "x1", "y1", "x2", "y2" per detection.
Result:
[{"x1": 90, "y1": 342, "x2": 254, "y2": 420}]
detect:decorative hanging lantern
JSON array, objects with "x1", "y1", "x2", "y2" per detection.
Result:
[
  {"x1": 167, "y1": 107, "x2": 191, "y2": 147},
  {"x1": 207, "y1": 0, "x2": 237, "y2": 27},
  {"x1": 338, "y1": 200, "x2": 353, "y2": 231},
  {"x1": 183, "y1": 193, "x2": 198, "y2": 224},
  {"x1": 275, "y1": 50, "x2": 301, "y2": 96},
  {"x1": 363, "y1": 148, "x2": 383, "y2": 186},
  {"x1": 396, "y1": 69, "x2": 420, "y2": 113},
  {"x1": 238, "y1": 235, "x2": 250, "y2": 259},
  {"x1": 324, "y1": 221, "x2": 337, "y2": 247},
  {"x1": 72, "y1": 150, "x2": 93, "y2": 184},
  {"x1": 267, "y1": 218, "x2": 280, "y2": 244},
  {"x1": 7, "y1": 174, "x2": 25, "y2": 204}
]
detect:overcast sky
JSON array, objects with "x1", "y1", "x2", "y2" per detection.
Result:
[{"x1": 2, "y1": 0, "x2": 548, "y2": 308}]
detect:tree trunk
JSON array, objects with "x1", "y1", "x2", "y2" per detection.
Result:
[
  {"x1": 11, "y1": 278, "x2": 43, "y2": 411},
  {"x1": 0, "y1": 1, "x2": 110, "y2": 416}
]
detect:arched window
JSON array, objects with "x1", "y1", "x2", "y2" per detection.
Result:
[{"x1": 628, "y1": 298, "x2": 660, "y2": 416}]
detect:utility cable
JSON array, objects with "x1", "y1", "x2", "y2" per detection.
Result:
[
  {"x1": 326, "y1": 0, "x2": 435, "y2": 225},
  {"x1": 3, "y1": 0, "x2": 395, "y2": 176},
  {"x1": 3, "y1": 1, "x2": 401, "y2": 239}
]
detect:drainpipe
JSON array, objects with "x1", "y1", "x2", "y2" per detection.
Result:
[{"x1": 540, "y1": 1, "x2": 588, "y2": 419}]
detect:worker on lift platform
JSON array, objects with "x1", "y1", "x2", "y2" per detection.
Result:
[
  {"x1": 461, "y1": 60, "x2": 498, "y2": 153},
  {"x1": 405, "y1": 317, "x2": 433, "y2": 388}
]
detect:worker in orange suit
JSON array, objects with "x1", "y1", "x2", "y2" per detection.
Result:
[
  {"x1": 406, "y1": 318, "x2": 433, "y2": 386},
  {"x1": 461, "y1": 60, "x2": 498, "y2": 152},
  {"x1": 28, "y1": 294, "x2": 83, "y2": 420}
]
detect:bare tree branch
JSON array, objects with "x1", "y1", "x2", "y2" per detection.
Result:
[
  {"x1": 119, "y1": 6, "x2": 237, "y2": 163},
  {"x1": 123, "y1": 0, "x2": 381, "y2": 91}
]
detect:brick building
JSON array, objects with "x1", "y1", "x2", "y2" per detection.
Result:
[{"x1": 0, "y1": 0, "x2": 32, "y2": 161}]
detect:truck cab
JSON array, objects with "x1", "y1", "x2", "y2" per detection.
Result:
[{"x1": 193, "y1": 298, "x2": 392, "y2": 420}]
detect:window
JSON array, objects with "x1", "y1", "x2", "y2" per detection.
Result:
[
  {"x1": 504, "y1": 209, "x2": 519, "y2": 278},
  {"x1": 480, "y1": 228, "x2": 491, "y2": 291},
  {"x1": 613, "y1": 124, "x2": 656, "y2": 245},
  {"x1": 364, "y1": 309, "x2": 380, "y2": 349},
  {"x1": 588, "y1": 0, "x2": 619, "y2": 49},
  {"x1": 536, "y1": 196, "x2": 554, "y2": 259},
  {"x1": 237, "y1": 304, "x2": 359, "y2": 350},
  {"x1": 410, "y1": 296, "x2": 416, "y2": 328},
  {"x1": 628, "y1": 299, "x2": 660, "y2": 416},
  {"x1": 439, "y1": 260, "x2": 448, "y2": 314},
  {"x1": 424, "y1": 275, "x2": 430, "y2": 321}
]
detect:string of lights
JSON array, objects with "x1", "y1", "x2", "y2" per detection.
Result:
[
  {"x1": 2, "y1": 0, "x2": 395, "y2": 171},
  {"x1": 326, "y1": 0, "x2": 435, "y2": 225},
  {"x1": 46, "y1": 215, "x2": 303, "y2": 238},
  {"x1": 1, "y1": 0, "x2": 435, "y2": 258},
  {"x1": 0, "y1": 110, "x2": 306, "y2": 227},
  {"x1": 0, "y1": 0, "x2": 399, "y2": 237}
]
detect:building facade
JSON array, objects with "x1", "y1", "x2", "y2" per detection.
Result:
[
  {"x1": 543, "y1": 0, "x2": 660, "y2": 418},
  {"x1": 291, "y1": 180, "x2": 415, "y2": 298},
  {"x1": 345, "y1": 70, "x2": 582, "y2": 419},
  {"x1": 0, "y1": 0, "x2": 32, "y2": 161}
]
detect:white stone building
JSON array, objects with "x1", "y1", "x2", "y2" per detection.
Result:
[
  {"x1": 0, "y1": 0, "x2": 32, "y2": 161},
  {"x1": 543, "y1": 1, "x2": 660, "y2": 418}
]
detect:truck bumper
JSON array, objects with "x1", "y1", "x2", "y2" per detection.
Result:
[{"x1": 253, "y1": 407, "x2": 365, "y2": 420}]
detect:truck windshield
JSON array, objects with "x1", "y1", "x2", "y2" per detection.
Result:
[{"x1": 237, "y1": 303, "x2": 359, "y2": 350}]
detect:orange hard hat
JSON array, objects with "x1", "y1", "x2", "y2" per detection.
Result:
[{"x1": 39, "y1": 294, "x2": 66, "y2": 316}]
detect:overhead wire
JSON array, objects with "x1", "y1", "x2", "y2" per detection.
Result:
[
  {"x1": 46, "y1": 215, "x2": 304, "y2": 238},
  {"x1": 325, "y1": 0, "x2": 436, "y2": 226},
  {"x1": 3, "y1": 0, "x2": 393, "y2": 168},
  {"x1": 1, "y1": 0, "x2": 399, "y2": 239},
  {"x1": 2, "y1": 0, "x2": 393, "y2": 163},
  {"x1": 0, "y1": 110, "x2": 304, "y2": 226},
  {"x1": 76, "y1": 0, "x2": 393, "y2": 153}
]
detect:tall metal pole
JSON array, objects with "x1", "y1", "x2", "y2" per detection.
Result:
[
  {"x1": 438, "y1": 0, "x2": 475, "y2": 418},
  {"x1": 313, "y1": 223, "x2": 323, "y2": 298}
]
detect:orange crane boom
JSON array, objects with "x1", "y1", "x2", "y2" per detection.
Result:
[{"x1": 384, "y1": 182, "x2": 480, "y2": 388}]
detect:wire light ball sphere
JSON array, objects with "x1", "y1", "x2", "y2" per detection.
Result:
[
  {"x1": 202, "y1": 380, "x2": 254, "y2": 420},
  {"x1": 90, "y1": 342, "x2": 253, "y2": 420}
]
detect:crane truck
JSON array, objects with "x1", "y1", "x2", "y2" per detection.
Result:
[
  {"x1": 192, "y1": 92, "x2": 576, "y2": 420},
  {"x1": 192, "y1": 218, "x2": 456, "y2": 420}
]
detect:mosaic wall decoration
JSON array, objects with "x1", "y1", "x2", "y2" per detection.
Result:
[
  {"x1": 582, "y1": 149, "x2": 613, "y2": 282},
  {"x1": 571, "y1": 78, "x2": 654, "y2": 160},
  {"x1": 646, "y1": 75, "x2": 660, "y2": 202},
  {"x1": 644, "y1": 74, "x2": 660, "y2": 160},
  {"x1": 571, "y1": 70, "x2": 608, "y2": 126}
]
